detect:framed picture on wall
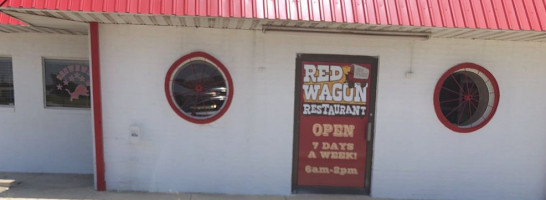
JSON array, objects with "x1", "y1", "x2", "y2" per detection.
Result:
[{"x1": 43, "y1": 59, "x2": 91, "y2": 108}]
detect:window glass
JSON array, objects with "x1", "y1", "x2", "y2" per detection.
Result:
[
  {"x1": 171, "y1": 60, "x2": 227, "y2": 118},
  {"x1": 0, "y1": 57, "x2": 14, "y2": 106},
  {"x1": 44, "y1": 59, "x2": 90, "y2": 108}
]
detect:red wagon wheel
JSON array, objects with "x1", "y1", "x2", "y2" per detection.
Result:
[
  {"x1": 165, "y1": 52, "x2": 233, "y2": 124},
  {"x1": 434, "y1": 63, "x2": 499, "y2": 133}
]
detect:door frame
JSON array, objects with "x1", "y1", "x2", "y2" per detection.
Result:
[{"x1": 291, "y1": 53, "x2": 378, "y2": 194}]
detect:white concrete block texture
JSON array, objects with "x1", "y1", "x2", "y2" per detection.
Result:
[
  {"x1": 98, "y1": 24, "x2": 546, "y2": 200},
  {"x1": 0, "y1": 33, "x2": 93, "y2": 174}
]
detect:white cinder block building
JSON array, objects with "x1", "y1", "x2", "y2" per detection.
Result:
[{"x1": 1, "y1": 1, "x2": 545, "y2": 200}]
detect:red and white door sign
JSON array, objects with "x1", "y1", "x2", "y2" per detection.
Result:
[{"x1": 293, "y1": 54, "x2": 377, "y2": 192}]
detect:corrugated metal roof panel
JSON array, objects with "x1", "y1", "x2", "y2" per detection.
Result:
[
  {"x1": 4, "y1": 8, "x2": 546, "y2": 42},
  {"x1": 2, "y1": 0, "x2": 546, "y2": 32},
  {"x1": 0, "y1": 12, "x2": 26, "y2": 25}
]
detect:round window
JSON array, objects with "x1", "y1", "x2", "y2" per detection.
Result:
[
  {"x1": 165, "y1": 52, "x2": 233, "y2": 124},
  {"x1": 433, "y1": 63, "x2": 499, "y2": 133}
]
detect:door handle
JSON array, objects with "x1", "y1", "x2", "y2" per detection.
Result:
[{"x1": 367, "y1": 122, "x2": 372, "y2": 141}]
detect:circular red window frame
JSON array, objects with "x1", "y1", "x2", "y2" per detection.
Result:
[
  {"x1": 164, "y1": 52, "x2": 234, "y2": 124},
  {"x1": 433, "y1": 63, "x2": 500, "y2": 133}
]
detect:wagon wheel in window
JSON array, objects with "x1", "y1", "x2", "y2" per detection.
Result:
[
  {"x1": 434, "y1": 63, "x2": 499, "y2": 133},
  {"x1": 165, "y1": 52, "x2": 233, "y2": 124}
]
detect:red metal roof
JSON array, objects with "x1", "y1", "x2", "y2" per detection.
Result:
[
  {"x1": 0, "y1": 12, "x2": 26, "y2": 25},
  {"x1": 1, "y1": 0, "x2": 546, "y2": 31}
]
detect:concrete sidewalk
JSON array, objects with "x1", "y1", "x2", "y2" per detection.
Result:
[{"x1": 0, "y1": 173, "x2": 398, "y2": 200}]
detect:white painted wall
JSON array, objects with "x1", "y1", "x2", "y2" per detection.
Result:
[
  {"x1": 0, "y1": 33, "x2": 93, "y2": 174},
  {"x1": 372, "y1": 39, "x2": 546, "y2": 200},
  {"x1": 99, "y1": 24, "x2": 546, "y2": 200}
]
